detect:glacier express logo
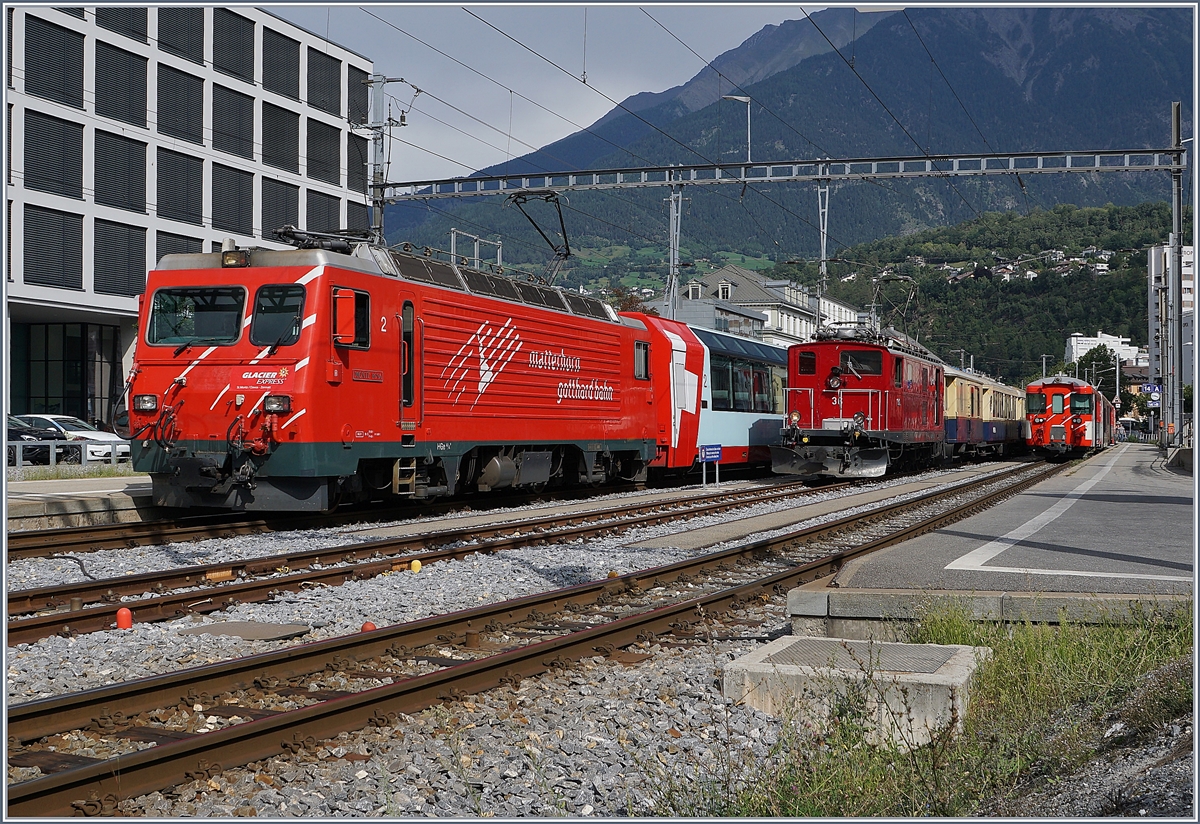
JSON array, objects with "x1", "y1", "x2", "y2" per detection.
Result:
[{"x1": 443, "y1": 319, "x2": 523, "y2": 407}]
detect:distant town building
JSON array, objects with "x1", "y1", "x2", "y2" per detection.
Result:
[
  {"x1": 6, "y1": 7, "x2": 374, "y2": 423},
  {"x1": 1147, "y1": 244, "x2": 1194, "y2": 385},
  {"x1": 678, "y1": 265, "x2": 815, "y2": 346},
  {"x1": 1065, "y1": 331, "x2": 1140, "y2": 364}
]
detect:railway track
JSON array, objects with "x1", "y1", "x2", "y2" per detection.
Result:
[
  {"x1": 5, "y1": 484, "x2": 653, "y2": 559},
  {"x1": 6, "y1": 460, "x2": 1061, "y2": 816},
  {"x1": 7, "y1": 479, "x2": 835, "y2": 643}
]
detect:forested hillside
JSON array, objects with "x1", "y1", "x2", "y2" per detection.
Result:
[{"x1": 772, "y1": 203, "x2": 1192, "y2": 386}]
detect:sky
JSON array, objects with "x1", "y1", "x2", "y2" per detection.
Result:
[{"x1": 273, "y1": 4, "x2": 821, "y2": 183}]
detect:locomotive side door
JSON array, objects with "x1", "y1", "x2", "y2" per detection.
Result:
[{"x1": 396, "y1": 295, "x2": 421, "y2": 437}]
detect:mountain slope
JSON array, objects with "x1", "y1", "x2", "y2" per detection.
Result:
[{"x1": 384, "y1": 7, "x2": 1193, "y2": 266}]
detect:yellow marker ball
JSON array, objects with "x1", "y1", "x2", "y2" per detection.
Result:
[{"x1": 410, "y1": 559, "x2": 422, "y2": 573}]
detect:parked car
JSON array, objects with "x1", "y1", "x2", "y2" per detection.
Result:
[
  {"x1": 17, "y1": 414, "x2": 131, "y2": 462},
  {"x1": 6, "y1": 415, "x2": 73, "y2": 465}
]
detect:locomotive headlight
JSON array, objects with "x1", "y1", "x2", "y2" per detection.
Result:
[
  {"x1": 789, "y1": 410, "x2": 801, "y2": 425},
  {"x1": 133, "y1": 394, "x2": 158, "y2": 412},
  {"x1": 801, "y1": 436, "x2": 809, "y2": 444},
  {"x1": 264, "y1": 394, "x2": 292, "y2": 414},
  {"x1": 1072, "y1": 415, "x2": 1082, "y2": 424},
  {"x1": 1034, "y1": 416, "x2": 1045, "y2": 424},
  {"x1": 826, "y1": 375, "x2": 842, "y2": 390},
  {"x1": 852, "y1": 411, "x2": 867, "y2": 427}
]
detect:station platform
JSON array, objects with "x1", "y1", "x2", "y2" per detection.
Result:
[
  {"x1": 790, "y1": 443, "x2": 1194, "y2": 638},
  {"x1": 5, "y1": 475, "x2": 158, "y2": 531}
]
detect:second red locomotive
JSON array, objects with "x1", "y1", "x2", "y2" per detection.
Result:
[{"x1": 771, "y1": 325, "x2": 946, "y2": 478}]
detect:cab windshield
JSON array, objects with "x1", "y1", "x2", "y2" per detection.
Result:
[
  {"x1": 148, "y1": 287, "x2": 245, "y2": 346},
  {"x1": 1070, "y1": 393, "x2": 1094, "y2": 414},
  {"x1": 1026, "y1": 392, "x2": 1047, "y2": 414},
  {"x1": 250, "y1": 284, "x2": 306, "y2": 348}
]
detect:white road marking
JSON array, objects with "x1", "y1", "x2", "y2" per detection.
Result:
[{"x1": 943, "y1": 445, "x2": 1189, "y2": 582}]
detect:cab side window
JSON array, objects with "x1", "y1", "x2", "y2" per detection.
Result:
[
  {"x1": 333, "y1": 288, "x2": 370, "y2": 349},
  {"x1": 634, "y1": 341, "x2": 650, "y2": 380}
]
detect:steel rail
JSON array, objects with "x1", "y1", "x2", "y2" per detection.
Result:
[
  {"x1": 6, "y1": 461, "x2": 1060, "y2": 816},
  {"x1": 6, "y1": 482, "x2": 654, "y2": 558}
]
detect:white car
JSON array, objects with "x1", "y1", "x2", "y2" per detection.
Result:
[{"x1": 18, "y1": 414, "x2": 132, "y2": 462}]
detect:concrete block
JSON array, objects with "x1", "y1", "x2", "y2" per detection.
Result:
[
  {"x1": 787, "y1": 588, "x2": 830, "y2": 617},
  {"x1": 723, "y1": 635, "x2": 990, "y2": 749}
]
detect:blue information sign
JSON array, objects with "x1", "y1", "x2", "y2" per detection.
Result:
[
  {"x1": 1141, "y1": 383, "x2": 1163, "y2": 394},
  {"x1": 699, "y1": 444, "x2": 722, "y2": 462}
]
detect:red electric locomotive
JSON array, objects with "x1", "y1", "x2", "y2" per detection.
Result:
[
  {"x1": 771, "y1": 325, "x2": 945, "y2": 478},
  {"x1": 1025, "y1": 375, "x2": 1117, "y2": 457},
  {"x1": 127, "y1": 235, "x2": 706, "y2": 511}
]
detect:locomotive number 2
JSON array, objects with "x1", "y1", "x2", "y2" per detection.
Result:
[{"x1": 380, "y1": 316, "x2": 387, "y2": 333}]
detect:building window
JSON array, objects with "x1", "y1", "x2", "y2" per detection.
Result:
[
  {"x1": 94, "y1": 220, "x2": 147, "y2": 296},
  {"x1": 55, "y1": 8, "x2": 85, "y2": 19},
  {"x1": 25, "y1": 16, "x2": 84, "y2": 108},
  {"x1": 95, "y1": 42, "x2": 147, "y2": 128},
  {"x1": 346, "y1": 200, "x2": 369, "y2": 232},
  {"x1": 94, "y1": 131, "x2": 146, "y2": 212},
  {"x1": 347, "y1": 65, "x2": 369, "y2": 124},
  {"x1": 306, "y1": 119, "x2": 340, "y2": 185},
  {"x1": 212, "y1": 9, "x2": 254, "y2": 82},
  {"x1": 212, "y1": 84, "x2": 254, "y2": 159},
  {"x1": 24, "y1": 204, "x2": 83, "y2": 289},
  {"x1": 687, "y1": 281, "x2": 701, "y2": 300},
  {"x1": 211, "y1": 163, "x2": 253, "y2": 235},
  {"x1": 347, "y1": 133, "x2": 368, "y2": 194},
  {"x1": 156, "y1": 147, "x2": 203, "y2": 225},
  {"x1": 262, "y1": 103, "x2": 299, "y2": 173},
  {"x1": 24, "y1": 110, "x2": 83, "y2": 198},
  {"x1": 7, "y1": 8, "x2": 14, "y2": 89},
  {"x1": 263, "y1": 28, "x2": 300, "y2": 100},
  {"x1": 718, "y1": 281, "x2": 731, "y2": 300},
  {"x1": 156, "y1": 231, "x2": 202, "y2": 263},
  {"x1": 262, "y1": 178, "x2": 299, "y2": 237},
  {"x1": 157, "y1": 64, "x2": 204, "y2": 144},
  {"x1": 307, "y1": 48, "x2": 341, "y2": 115},
  {"x1": 307, "y1": 190, "x2": 340, "y2": 232},
  {"x1": 158, "y1": 7, "x2": 204, "y2": 64},
  {"x1": 96, "y1": 6, "x2": 147, "y2": 42}
]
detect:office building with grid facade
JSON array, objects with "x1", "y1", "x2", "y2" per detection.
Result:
[{"x1": 4, "y1": 6, "x2": 373, "y2": 424}]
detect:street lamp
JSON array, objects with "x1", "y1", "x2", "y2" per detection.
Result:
[{"x1": 722, "y1": 95, "x2": 751, "y2": 163}]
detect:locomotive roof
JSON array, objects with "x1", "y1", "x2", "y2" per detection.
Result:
[
  {"x1": 811, "y1": 323, "x2": 944, "y2": 364},
  {"x1": 1027, "y1": 374, "x2": 1095, "y2": 390},
  {"x1": 154, "y1": 242, "x2": 619, "y2": 324}
]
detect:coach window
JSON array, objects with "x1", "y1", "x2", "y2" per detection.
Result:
[
  {"x1": 796, "y1": 351, "x2": 816, "y2": 375},
  {"x1": 250, "y1": 284, "x2": 305, "y2": 347},
  {"x1": 1070, "y1": 393, "x2": 1093, "y2": 415},
  {"x1": 710, "y1": 354, "x2": 732, "y2": 410},
  {"x1": 333, "y1": 287, "x2": 370, "y2": 348},
  {"x1": 634, "y1": 341, "x2": 650, "y2": 380},
  {"x1": 733, "y1": 362, "x2": 752, "y2": 411},
  {"x1": 1051, "y1": 394, "x2": 1064, "y2": 414},
  {"x1": 752, "y1": 367, "x2": 772, "y2": 412},
  {"x1": 401, "y1": 301, "x2": 414, "y2": 405},
  {"x1": 1026, "y1": 391, "x2": 1047, "y2": 414},
  {"x1": 893, "y1": 357, "x2": 903, "y2": 388}
]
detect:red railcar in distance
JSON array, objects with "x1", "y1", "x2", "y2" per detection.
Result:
[
  {"x1": 771, "y1": 325, "x2": 945, "y2": 478},
  {"x1": 1024, "y1": 375, "x2": 1116, "y2": 457},
  {"x1": 127, "y1": 240, "x2": 705, "y2": 511}
]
